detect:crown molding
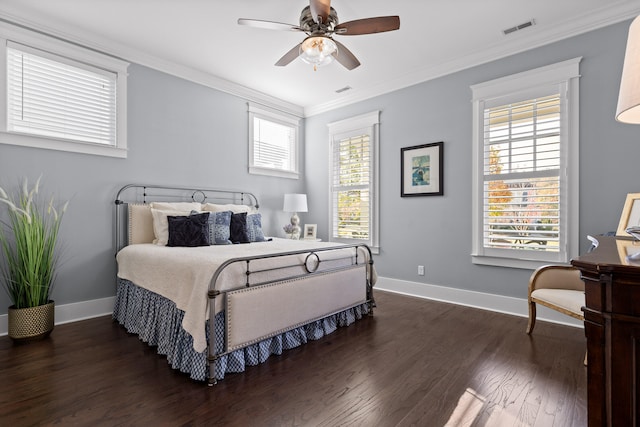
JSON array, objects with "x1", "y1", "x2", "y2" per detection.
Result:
[
  {"x1": 0, "y1": 10, "x2": 305, "y2": 118},
  {"x1": 304, "y1": 2, "x2": 640, "y2": 117}
]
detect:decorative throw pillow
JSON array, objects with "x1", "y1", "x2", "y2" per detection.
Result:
[
  {"x1": 167, "y1": 212, "x2": 210, "y2": 247},
  {"x1": 150, "y1": 208, "x2": 193, "y2": 246},
  {"x1": 128, "y1": 203, "x2": 155, "y2": 244},
  {"x1": 246, "y1": 213, "x2": 266, "y2": 242},
  {"x1": 230, "y1": 212, "x2": 250, "y2": 244},
  {"x1": 191, "y1": 210, "x2": 232, "y2": 245}
]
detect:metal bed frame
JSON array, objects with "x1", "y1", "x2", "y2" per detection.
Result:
[
  {"x1": 114, "y1": 183, "x2": 259, "y2": 253},
  {"x1": 114, "y1": 184, "x2": 375, "y2": 385}
]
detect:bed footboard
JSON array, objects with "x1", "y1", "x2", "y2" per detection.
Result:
[
  {"x1": 226, "y1": 265, "x2": 367, "y2": 351},
  {"x1": 206, "y1": 244, "x2": 374, "y2": 385}
]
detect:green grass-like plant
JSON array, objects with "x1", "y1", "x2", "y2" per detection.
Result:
[{"x1": 0, "y1": 177, "x2": 67, "y2": 309}]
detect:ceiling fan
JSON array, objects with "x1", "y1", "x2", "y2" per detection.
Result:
[{"x1": 238, "y1": 0, "x2": 400, "y2": 71}]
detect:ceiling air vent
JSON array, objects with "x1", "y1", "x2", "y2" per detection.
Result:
[
  {"x1": 503, "y1": 19, "x2": 536, "y2": 35},
  {"x1": 335, "y1": 86, "x2": 352, "y2": 94}
]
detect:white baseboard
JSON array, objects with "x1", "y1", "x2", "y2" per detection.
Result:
[
  {"x1": 0, "y1": 297, "x2": 115, "y2": 336},
  {"x1": 0, "y1": 277, "x2": 582, "y2": 337},
  {"x1": 375, "y1": 276, "x2": 583, "y2": 329}
]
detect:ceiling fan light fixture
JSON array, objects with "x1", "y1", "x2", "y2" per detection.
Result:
[
  {"x1": 299, "y1": 36, "x2": 337, "y2": 70},
  {"x1": 239, "y1": 1, "x2": 399, "y2": 71}
]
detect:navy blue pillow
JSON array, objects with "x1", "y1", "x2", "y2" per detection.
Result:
[
  {"x1": 209, "y1": 210, "x2": 233, "y2": 245},
  {"x1": 246, "y1": 213, "x2": 266, "y2": 242},
  {"x1": 230, "y1": 212, "x2": 250, "y2": 244},
  {"x1": 167, "y1": 212, "x2": 210, "y2": 247},
  {"x1": 191, "y1": 210, "x2": 232, "y2": 245}
]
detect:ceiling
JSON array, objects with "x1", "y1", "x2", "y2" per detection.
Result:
[{"x1": 1, "y1": 0, "x2": 639, "y2": 116}]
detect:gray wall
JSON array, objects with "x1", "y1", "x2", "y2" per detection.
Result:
[
  {"x1": 305, "y1": 19, "x2": 640, "y2": 299},
  {"x1": 0, "y1": 64, "x2": 306, "y2": 314},
  {"x1": 1, "y1": 19, "x2": 638, "y2": 313}
]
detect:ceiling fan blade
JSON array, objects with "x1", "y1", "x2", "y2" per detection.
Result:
[
  {"x1": 309, "y1": 0, "x2": 332, "y2": 24},
  {"x1": 275, "y1": 43, "x2": 303, "y2": 66},
  {"x1": 332, "y1": 40, "x2": 360, "y2": 70},
  {"x1": 238, "y1": 18, "x2": 302, "y2": 32},
  {"x1": 334, "y1": 16, "x2": 400, "y2": 35}
]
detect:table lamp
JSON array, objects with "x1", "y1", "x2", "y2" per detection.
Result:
[
  {"x1": 283, "y1": 193, "x2": 308, "y2": 239},
  {"x1": 617, "y1": 15, "x2": 640, "y2": 124}
]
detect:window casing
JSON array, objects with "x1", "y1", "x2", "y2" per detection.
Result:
[
  {"x1": 0, "y1": 22, "x2": 129, "y2": 158},
  {"x1": 328, "y1": 111, "x2": 379, "y2": 253},
  {"x1": 471, "y1": 58, "x2": 581, "y2": 269},
  {"x1": 248, "y1": 103, "x2": 300, "y2": 179}
]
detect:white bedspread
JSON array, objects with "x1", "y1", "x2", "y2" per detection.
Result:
[{"x1": 117, "y1": 238, "x2": 374, "y2": 353}]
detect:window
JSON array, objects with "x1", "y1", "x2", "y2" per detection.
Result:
[
  {"x1": 471, "y1": 58, "x2": 581, "y2": 269},
  {"x1": 328, "y1": 111, "x2": 379, "y2": 253},
  {"x1": 248, "y1": 103, "x2": 300, "y2": 179},
  {"x1": 0, "y1": 24, "x2": 128, "y2": 158}
]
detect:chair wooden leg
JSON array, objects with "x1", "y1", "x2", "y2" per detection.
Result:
[
  {"x1": 526, "y1": 301, "x2": 536, "y2": 334},
  {"x1": 584, "y1": 349, "x2": 588, "y2": 366}
]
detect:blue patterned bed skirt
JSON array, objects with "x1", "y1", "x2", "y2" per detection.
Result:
[{"x1": 112, "y1": 278, "x2": 370, "y2": 382}]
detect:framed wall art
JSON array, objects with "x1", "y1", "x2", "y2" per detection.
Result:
[{"x1": 401, "y1": 141, "x2": 443, "y2": 197}]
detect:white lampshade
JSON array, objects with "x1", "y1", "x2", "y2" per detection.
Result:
[
  {"x1": 283, "y1": 193, "x2": 308, "y2": 213},
  {"x1": 616, "y1": 15, "x2": 640, "y2": 123}
]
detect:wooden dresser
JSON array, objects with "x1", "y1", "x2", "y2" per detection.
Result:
[{"x1": 572, "y1": 235, "x2": 640, "y2": 426}]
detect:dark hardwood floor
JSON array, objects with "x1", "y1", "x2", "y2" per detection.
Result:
[{"x1": 0, "y1": 291, "x2": 587, "y2": 426}]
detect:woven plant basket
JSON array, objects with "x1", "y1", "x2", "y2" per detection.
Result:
[{"x1": 8, "y1": 301, "x2": 55, "y2": 342}]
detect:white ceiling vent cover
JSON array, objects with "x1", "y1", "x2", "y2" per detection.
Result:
[{"x1": 503, "y1": 20, "x2": 536, "y2": 35}]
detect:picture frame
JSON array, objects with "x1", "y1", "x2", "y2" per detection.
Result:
[
  {"x1": 303, "y1": 224, "x2": 317, "y2": 240},
  {"x1": 617, "y1": 193, "x2": 640, "y2": 237},
  {"x1": 401, "y1": 142, "x2": 444, "y2": 197}
]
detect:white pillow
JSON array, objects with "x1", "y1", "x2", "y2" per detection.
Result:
[
  {"x1": 150, "y1": 202, "x2": 201, "y2": 211},
  {"x1": 202, "y1": 203, "x2": 253, "y2": 213},
  {"x1": 150, "y1": 208, "x2": 193, "y2": 245},
  {"x1": 128, "y1": 204, "x2": 155, "y2": 244}
]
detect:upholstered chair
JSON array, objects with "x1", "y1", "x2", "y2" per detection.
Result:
[
  {"x1": 526, "y1": 264, "x2": 585, "y2": 334},
  {"x1": 526, "y1": 264, "x2": 586, "y2": 364}
]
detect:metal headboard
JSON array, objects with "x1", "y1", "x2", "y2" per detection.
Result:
[{"x1": 114, "y1": 184, "x2": 259, "y2": 253}]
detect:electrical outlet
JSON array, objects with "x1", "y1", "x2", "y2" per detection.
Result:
[{"x1": 418, "y1": 265, "x2": 425, "y2": 276}]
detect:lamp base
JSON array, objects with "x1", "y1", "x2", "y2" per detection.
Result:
[{"x1": 289, "y1": 213, "x2": 301, "y2": 239}]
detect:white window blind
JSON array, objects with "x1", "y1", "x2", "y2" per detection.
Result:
[
  {"x1": 7, "y1": 42, "x2": 117, "y2": 146},
  {"x1": 248, "y1": 104, "x2": 299, "y2": 179},
  {"x1": 252, "y1": 116, "x2": 295, "y2": 171},
  {"x1": 331, "y1": 133, "x2": 371, "y2": 240},
  {"x1": 471, "y1": 57, "x2": 581, "y2": 269},
  {"x1": 328, "y1": 111, "x2": 379, "y2": 251},
  {"x1": 483, "y1": 94, "x2": 561, "y2": 252}
]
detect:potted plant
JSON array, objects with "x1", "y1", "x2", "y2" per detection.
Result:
[{"x1": 0, "y1": 176, "x2": 67, "y2": 342}]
